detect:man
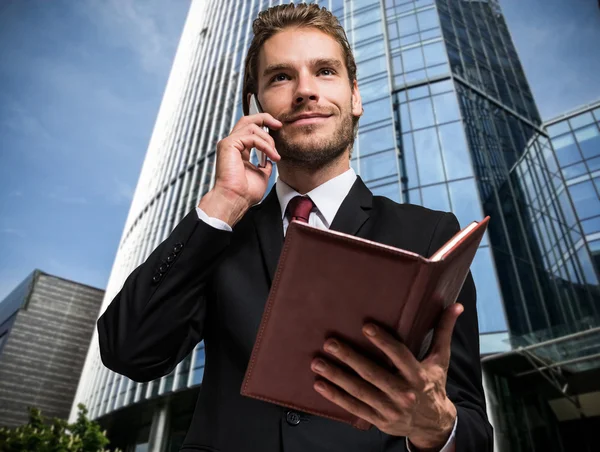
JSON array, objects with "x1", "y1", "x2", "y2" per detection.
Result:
[{"x1": 97, "y1": 3, "x2": 493, "y2": 451}]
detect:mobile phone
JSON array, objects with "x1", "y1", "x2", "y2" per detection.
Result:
[{"x1": 248, "y1": 94, "x2": 269, "y2": 168}]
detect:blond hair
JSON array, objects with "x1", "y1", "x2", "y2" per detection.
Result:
[{"x1": 242, "y1": 3, "x2": 357, "y2": 115}]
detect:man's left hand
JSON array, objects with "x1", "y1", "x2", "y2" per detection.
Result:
[{"x1": 310, "y1": 303, "x2": 464, "y2": 451}]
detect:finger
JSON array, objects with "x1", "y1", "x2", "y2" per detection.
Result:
[
  {"x1": 239, "y1": 123, "x2": 276, "y2": 151},
  {"x1": 232, "y1": 113, "x2": 282, "y2": 133},
  {"x1": 229, "y1": 134, "x2": 280, "y2": 162},
  {"x1": 242, "y1": 158, "x2": 273, "y2": 179},
  {"x1": 320, "y1": 339, "x2": 413, "y2": 401},
  {"x1": 311, "y1": 357, "x2": 401, "y2": 419},
  {"x1": 313, "y1": 378, "x2": 381, "y2": 426},
  {"x1": 428, "y1": 303, "x2": 463, "y2": 365},
  {"x1": 361, "y1": 325, "x2": 421, "y2": 388}
]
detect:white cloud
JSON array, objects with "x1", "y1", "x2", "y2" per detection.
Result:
[
  {"x1": 43, "y1": 186, "x2": 89, "y2": 205},
  {"x1": 0, "y1": 228, "x2": 26, "y2": 239},
  {"x1": 0, "y1": 100, "x2": 55, "y2": 146},
  {"x1": 109, "y1": 177, "x2": 135, "y2": 205},
  {"x1": 78, "y1": 0, "x2": 187, "y2": 76}
]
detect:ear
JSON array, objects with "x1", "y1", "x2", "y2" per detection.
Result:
[{"x1": 351, "y1": 79, "x2": 363, "y2": 119}]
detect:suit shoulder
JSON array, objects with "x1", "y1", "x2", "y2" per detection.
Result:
[{"x1": 372, "y1": 195, "x2": 449, "y2": 223}]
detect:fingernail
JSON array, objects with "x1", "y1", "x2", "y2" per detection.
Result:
[
  {"x1": 313, "y1": 359, "x2": 326, "y2": 372},
  {"x1": 364, "y1": 324, "x2": 377, "y2": 336},
  {"x1": 315, "y1": 382, "x2": 326, "y2": 392},
  {"x1": 325, "y1": 340, "x2": 339, "y2": 353}
]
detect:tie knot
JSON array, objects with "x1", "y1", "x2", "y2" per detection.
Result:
[{"x1": 287, "y1": 196, "x2": 315, "y2": 223}]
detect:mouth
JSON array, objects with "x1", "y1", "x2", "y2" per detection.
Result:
[{"x1": 287, "y1": 114, "x2": 332, "y2": 126}]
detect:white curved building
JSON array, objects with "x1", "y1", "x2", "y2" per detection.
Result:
[{"x1": 71, "y1": 0, "x2": 600, "y2": 450}]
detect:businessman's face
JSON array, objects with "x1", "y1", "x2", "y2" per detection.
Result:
[{"x1": 255, "y1": 28, "x2": 362, "y2": 169}]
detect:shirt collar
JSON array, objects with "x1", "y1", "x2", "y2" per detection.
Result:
[{"x1": 276, "y1": 167, "x2": 357, "y2": 228}]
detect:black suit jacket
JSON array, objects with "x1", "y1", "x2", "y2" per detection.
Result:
[{"x1": 97, "y1": 177, "x2": 493, "y2": 452}]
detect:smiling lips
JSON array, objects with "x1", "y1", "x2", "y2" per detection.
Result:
[{"x1": 288, "y1": 113, "x2": 332, "y2": 126}]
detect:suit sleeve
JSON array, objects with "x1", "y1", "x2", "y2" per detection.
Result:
[
  {"x1": 427, "y1": 212, "x2": 494, "y2": 451},
  {"x1": 97, "y1": 208, "x2": 231, "y2": 382}
]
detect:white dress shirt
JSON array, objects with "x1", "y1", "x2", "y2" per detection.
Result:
[{"x1": 195, "y1": 167, "x2": 457, "y2": 451}]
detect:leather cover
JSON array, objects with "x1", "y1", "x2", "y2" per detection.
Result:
[{"x1": 241, "y1": 217, "x2": 490, "y2": 430}]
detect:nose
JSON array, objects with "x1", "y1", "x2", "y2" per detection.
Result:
[{"x1": 293, "y1": 71, "x2": 319, "y2": 107}]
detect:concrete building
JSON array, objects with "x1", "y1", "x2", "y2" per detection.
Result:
[{"x1": 0, "y1": 269, "x2": 104, "y2": 427}]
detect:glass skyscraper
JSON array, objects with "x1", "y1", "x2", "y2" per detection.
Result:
[{"x1": 71, "y1": 1, "x2": 600, "y2": 451}]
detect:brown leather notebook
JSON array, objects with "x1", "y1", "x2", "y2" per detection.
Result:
[{"x1": 241, "y1": 216, "x2": 490, "y2": 430}]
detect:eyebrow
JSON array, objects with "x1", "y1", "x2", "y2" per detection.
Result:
[{"x1": 262, "y1": 58, "x2": 344, "y2": 78}]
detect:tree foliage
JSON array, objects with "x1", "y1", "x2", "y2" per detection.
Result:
[{"x1": 0, "y1": 403, "x2": 121, "y2": 452}]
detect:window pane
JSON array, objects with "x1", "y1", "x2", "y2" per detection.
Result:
[
  {"x1": 400, "y1": 32, "x2": 421, "y2": 47},
  {"x1": 360, "y1": 150, "x2": 398, "y2": 181},
  {"x1": 574, "y1": 124, "x2": 600, "y2": 159},
  {"x1": 407, "y1": 84, "x2": 430, "y2": 100},
  {"x1": 426, "y1": 63, "x2": 450, "y2": 78},
  {"x1": 192, "y1": 367, "x2": 204, "y2": 386},
  {"x1": 398, "y1": 14, "x2": 418, "y2": 37},
  {"x1": 587, "y1": 156, "x2": 600, "y2": 172},
  {"x1": 359, "y1": 124, "x2": 395, "y2": 157},
  {"x1": 438, "y1": 121, "x2": 472, "y2": 179},
  {"x1": 414, "y1": 127, "x2": 445, "y2": 185},
  {"x1": 195, "y1": 346, "x2": 205, "y2": 366},
  {"x1": 577, "y1": 247, "x2": 599, "y2": 285},
  {"x1": 371, "y1": 182, "x2": 400, "y2": 202},
  {"x1": 354, "y1": 21, "x2": 382, "y2": 41},
  {"x1": 581, "y1": 216, "x2": 600, "y2": 235},
  {"x1": 546, "y1": 121, "x2": 570, "y2": 137},
  {"x1": 552, "y1": 133, "x2": 583, "y2": 166},
  {"x1": 402, "y1": 46, "x2": 425, "y2": 72},
  {"x1": 421, "y1": 183, "x2": 450, "y2": 211},
  {"x1": 423, "y1": 41, "x2": 446, "y2": 67},
  {"x1": 471, "y1": 247, "x2": 507, "y2": 333},
  {"x1": 358, "y1": 55, "x2": 387, "y2": 79},
  {"x1": 570, "y1": 181, "x2": 600, "y2": 220},
  {"x1": 409, "y1": 97, "x2": 435, "y2": 129},
  {"x1": 392, "y1": 54, "x2": 403, "y2": 74},
  {"x1": 402, "y1": 132, "x2": 419, "y2": 188},
  {"x1": 407, "y1": 188, "x2": 422, "y2": 205},
  {"x1": 404, "y1": 69, "x2": 427, "y2": 84},
  {"x1": 569, "y1": 112, "x2": 595, "y2": 130},
  {"x1": 561, "y1": 162, "x2": 588, "y2": 180},
  {"x1": 353, "y1": 6, "x2": 381, "y2": 27},
  {"x1": 417, "y1": 8, "x2": 439, "y2": 30},
  {"x1": 420, "y1": 28, "x2": 442, "y2": 41},
  {"x1": 432, "y1": 92, "x2": 460, "y2": 124},
  {"x1": 355, "y1": 40, "x2": 386, "y2": 62},
  {"x1": 359, "y1": 77, "x2": 388, "y2": 103},
  {"x1": 362, "y1": 97, "x2": 392, "y2": 126},
  {"x1": 430, "y1": 79, "x2": 454, "y2": 95},
  {"x1": 448, "y1": 178, "x2": 484, "y2": 228},
  {"x1": 400, "y1": 101, "x2": 412, "y2": 131},
  {"x1": 353, "y1": 0, "x2": 378, "y2": 10}
]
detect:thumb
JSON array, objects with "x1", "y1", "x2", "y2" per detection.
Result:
[{"x1": 429, "y1": 303, "x2": 463, "y2": 365}]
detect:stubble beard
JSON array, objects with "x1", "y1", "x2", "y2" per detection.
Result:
[{"x1": 273, "y1": 111, "x2": 355, "y2": 171}]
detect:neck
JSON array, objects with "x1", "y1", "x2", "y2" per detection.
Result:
[{"x1": 277, "y1": 150, "x2": 351, "y2": 195}]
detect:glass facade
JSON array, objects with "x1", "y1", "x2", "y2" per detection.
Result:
[
  {"x1": 71, "y1": 0, "x2": 600, "y2": 450},
  {"x1": 546, "y1": 101, "x2": 600, "y2": 280}
]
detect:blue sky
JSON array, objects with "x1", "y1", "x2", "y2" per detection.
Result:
[{"x1": 0, "y1": 0, "x2": 599, "y2": 301}]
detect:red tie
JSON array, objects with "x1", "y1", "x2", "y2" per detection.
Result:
[{"x1": 287, "y1": 196, "x2": 315, "y2": 223}]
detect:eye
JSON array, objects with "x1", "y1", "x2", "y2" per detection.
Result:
[
  {"x1": 271, "y1": 73, "x2": 290, "y2": 83},
  {"x1": 319, "y1": 68, "x2": 336, "y2": 76}
]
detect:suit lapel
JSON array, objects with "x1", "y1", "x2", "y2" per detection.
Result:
[
  {"x1": 329, "y1": 176, "x2": 373, "y2": 237},
  {"x1": 253, "y1": 176, "x2": 374, "y2": 285},
  {"x1": 253, "y1": 185, "x2": 284, "y2": 285}
]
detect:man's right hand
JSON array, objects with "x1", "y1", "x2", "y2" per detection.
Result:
[{"x1": 198, "y1": 112, "x2": 282, "y2": 227}]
